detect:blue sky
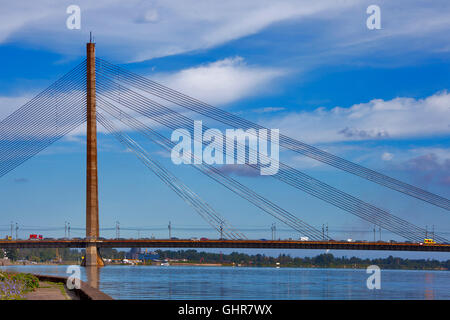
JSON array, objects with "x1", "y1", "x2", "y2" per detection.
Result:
[{"x1": 0, "y1": 1, "x2": 449, "y2": 259}]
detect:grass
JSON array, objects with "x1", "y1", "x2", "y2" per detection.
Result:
[
  {"x1": 38, "y1": 281, "x2": 70, "y2": 300},
  {"x1": 56, "y1": 282, "x2": 70, "y2": 300}
]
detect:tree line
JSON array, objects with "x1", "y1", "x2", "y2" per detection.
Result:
[
  {"x1": 2, "y1": 248, "x2": 449, "y2": 270},
  {"x1": 157, "y1": 250, "x2": 450, "y2": 270}
]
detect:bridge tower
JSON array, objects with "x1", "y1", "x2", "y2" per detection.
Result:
[{"x1": 83, "y1": 39, "x2": 104, "y2": 267}]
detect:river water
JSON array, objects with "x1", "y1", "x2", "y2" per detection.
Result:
[{"x1": 1, "y1": 265, "x2": 449, "y2": 299}]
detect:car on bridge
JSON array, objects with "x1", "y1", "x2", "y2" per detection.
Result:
[{"x1": 200, "y1": 237, "x2": 209, "y2": 241}]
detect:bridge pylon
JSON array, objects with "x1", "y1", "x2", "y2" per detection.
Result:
[{"x1": 83, "y1": 39, "x2": 104, "y2": 267}]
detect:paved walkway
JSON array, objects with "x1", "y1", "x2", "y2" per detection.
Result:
[{"x1": 25, "y1": 281, "x2": 78, "y2": 300}]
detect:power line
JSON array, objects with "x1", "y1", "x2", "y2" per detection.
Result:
[
  {"x1": 97, "y1": 97, "x2": 324, "y2": 240},
  {"x1": 95, "y1": 69, "x2": 447, "y2": 243},
  {"x1": 95, "y1": 58, "x2": 450, "y2": 211},
  {"x1": 0, "y1": 60, "x2": 87, "y2": 178},
  {"x1": 97, "y1": 111, "x2": 246, "y2": 240}
]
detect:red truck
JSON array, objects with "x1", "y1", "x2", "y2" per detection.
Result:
[{"x1": 29, "y1": 234, "x2": 43, "y2": 240}]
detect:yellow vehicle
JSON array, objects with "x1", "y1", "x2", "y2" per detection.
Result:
[
  {"x1": 424, "y1": 238, "x2": 436, "y2": 244},
  {"x1": 5, "y1": 236, "x2": 12, "y2": 240}
]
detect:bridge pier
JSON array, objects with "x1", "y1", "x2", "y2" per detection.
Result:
[
  {"x1": 82, "y1": 244, "x2": 104, "y2": 267},
  {"x1": 85, "y1": 265, "x2": 100, "y2": 289}
]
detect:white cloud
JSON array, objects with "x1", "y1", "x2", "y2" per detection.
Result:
[
  {"x1": 408, "y1": 147, "x2": 450, "y2": 164},
  {"x1": 381, "y1": 152, "x2": 394, "y2": 161},
  {"x1": 1, "y1": 0, "x2": 449, "y2": 66},
  {"x1": 252, "y1": 107, "x2": 287, "y2": 113},
  {"x1": 265, "y1": 91, "x2": 450, "y2": 144},
  {"x1": 135, "y1": 9, "x2": 159, "y2": 24},
  {"x1": 153, "y1": 57, "x2": 285, "y2": 105},
  {"x1": 0, "y1": 96, "x2": 32, "y2": 119},
  {"x1": 0, "y1": 0, "x2": 358, "y2": 62},
  {"x1": 399, "y1": 149, "x2": 450, "y2": 187}
]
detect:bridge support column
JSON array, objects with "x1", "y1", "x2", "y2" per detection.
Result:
[
  {"x1": 84, "y1": 39, "x2": 103, "y2": 267},
  {"x1": 85, "y1": 265, "x2": 100, "y2": 288},
  {"x1": 82, "y1": 244, "x2": 104, "y2": 267}
]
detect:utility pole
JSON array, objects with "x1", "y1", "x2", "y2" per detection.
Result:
[
  {"x1": 220, "y1": 221, "x2": 223, "y2": 240},
  {"x1": 116, "y1": 221, "x2": 120, "y2": 239},
  {"x1": 68, "y1": 222, "x2": 71, "y2": 239},
  {"x1": 379, "y1": 227, "x2": 381, "y2": 241},
  {"x1": 432, "y1": 225, "x2": 435, "y2": 239},
  {"x1": 326, "y1": 223, "x2": 328, "y2": 239},
  {"x1": 425, "y1": 225, "x2": 428, "y2": 238},
  {"x1": 15, "y1": 223, "x2": 18, "y2": 240},
  {"x1": 55, "y1": 247, "x2": 60, "y2": 263},
  {"x1": 373, "y1": 226, "x2": 376, "y2": 242},
  {"x1": 65, "y1": 221, "x2": 67, "y2": 238},
  {"x1": 10, "y1": 221, "x2": 13, "y2": 239},
  {"x1": 168, "y1": 221, "x2": 172, "y2": 239},
  {"x1": 322, "y1": 224, "x2": 325, "y2": 240},
  {"x1": 271, "y1": 223, "x2": 276, "y2": 240}
]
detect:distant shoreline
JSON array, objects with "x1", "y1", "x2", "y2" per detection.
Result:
[{"x1": 2, "y1": 261, "x2": 448, "y2": 271}]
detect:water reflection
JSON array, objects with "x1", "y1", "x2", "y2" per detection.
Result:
[
  {"x1": 86, "y1": 266, "x2": 100, "y2": 289},
  {"x1": 424, "y1": 273, "x2": 434, "y2": 300},
  {"x1": 0, "y1": 265, "x2": 449, "y2": 300}
]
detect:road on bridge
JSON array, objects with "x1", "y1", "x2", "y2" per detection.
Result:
[{"x1": 0, "y1": 239, "x2": 449, "y2": 252}]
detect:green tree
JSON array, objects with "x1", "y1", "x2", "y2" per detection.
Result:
[{"x1": 5, "y1": 248, "x2": 19, "y2": 261}]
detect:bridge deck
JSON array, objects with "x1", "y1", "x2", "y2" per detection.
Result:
[{"x1": 0, "y1": 239, "x2": 449, "y2": 252}]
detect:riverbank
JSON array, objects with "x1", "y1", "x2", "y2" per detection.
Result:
[
  {"x1": 0, "y1": 271, "x2": 39, "y2": 299},
  {"x1": 170, "y1": 262, "x2": 223, "y2": 267},
  {"x1": 0, "y1": 270, "x2": 112, "y2": 300},
  {"x1": 3, "y1": 249, "x2": 449, "y2": 270},
  {"x1": 2, "y1": 260, "x2": 449, "y2": 271},
  {"x1": 30, "y1": 274, "x2": 113, "y2": 300},
  {"x1": 25, "y1": 280, "x2": 76, "y2": 300}
]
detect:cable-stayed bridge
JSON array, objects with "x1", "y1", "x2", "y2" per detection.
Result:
[{"x1": 1, "y1": 41, "x2": 449, "y2": 266}]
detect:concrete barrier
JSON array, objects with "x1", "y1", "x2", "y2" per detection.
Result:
[{"x1": 33, "y1": 274, "x2": 113, "y2": 300}]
